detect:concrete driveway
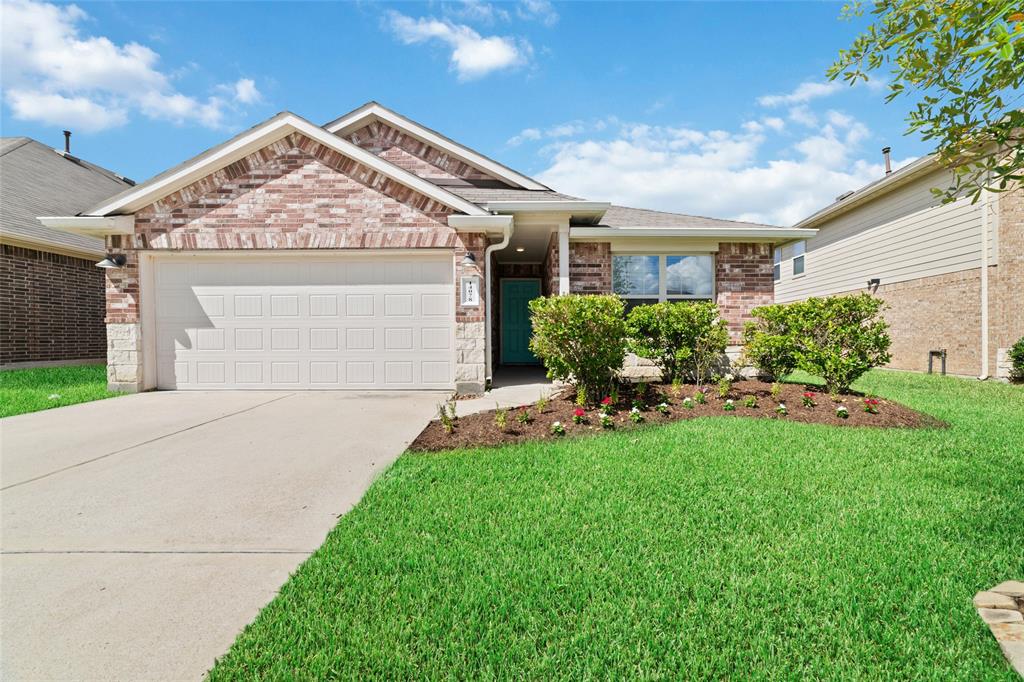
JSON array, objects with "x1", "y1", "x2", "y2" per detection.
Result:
[{"x1": 0, "y1": 390, "x2": 441, "y2": 681}]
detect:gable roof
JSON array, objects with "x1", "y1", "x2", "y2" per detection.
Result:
[
  {"x1": 599, "y1": 205, "x2": 783, "y2": 230},
  {"x1": 1, "y1": 137, "x2": 133, "y2": 256},
  {"x1": 85, "y1": 111, "x2": 488, "y2": 217},
  {"x1": 324, "y1": 101, "x2": 549, "y2": 191}
]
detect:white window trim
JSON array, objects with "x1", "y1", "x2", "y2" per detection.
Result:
[
  {"x1": 792, "y1": 240, "x2": 806, "y2": 278},
  {"x1": 612, "y1": 254, "x2": 716, "y2": 302},
  {"x1": 773, "y1": 247, "x2": 782, "y2": 282}
]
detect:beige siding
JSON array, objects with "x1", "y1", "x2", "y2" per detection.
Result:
[{"x1": 776, "y1": 168, "x2": 998, "y2": 302}]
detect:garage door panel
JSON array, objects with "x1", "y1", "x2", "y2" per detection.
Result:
[{"x1": 154, "y1": 257, "x2": 454, "y2": 390}]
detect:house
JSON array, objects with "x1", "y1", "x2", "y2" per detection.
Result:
[
  {"x1": 40, "y1": 102, "x2": 812, "y2": 394},
  {"x1": 1, "y1": 136, "x2": 134, "y2": 367},
  {"x1": 777, "y1": 152, "x2": 1022, "y2": 379}
]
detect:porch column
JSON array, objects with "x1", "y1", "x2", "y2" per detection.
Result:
[{"x1": 558, "y1": 221, "x2": 570, "y2": 294}]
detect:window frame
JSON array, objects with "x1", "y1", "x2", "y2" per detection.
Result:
[
  {"x1": 792, "y1": 240, "x2": 806, "y2": 277},
  {"x1": 612, "y1": 253, "x2": 715, "y2": 306},
  {"x1": 773, "y1": 247, "x2": 782, "y2": 282}
]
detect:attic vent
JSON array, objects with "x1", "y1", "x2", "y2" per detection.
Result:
[{"x1": 835, "y1": 190, "x2": 855, "y2": 202}]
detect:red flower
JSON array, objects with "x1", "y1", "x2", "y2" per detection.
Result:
[
  {"x1": 803, "y1": 392, "x2": 815, "y2": 398},
  {"x1": 574, "y1": 408, "x2": 585, "y2": 417},
  {"x1": 601, "y1": 397, "x2": 613, "y2": 405}
]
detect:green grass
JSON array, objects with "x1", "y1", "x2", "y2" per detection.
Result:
[
  {"x1": 0, "y1": 364, "x2": 118, "y2": 418},
  {"x1": 210, "y1": 371, "x2": 1024, "y2": 680}
]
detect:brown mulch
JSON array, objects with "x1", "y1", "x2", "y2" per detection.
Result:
[{"x1": 409, "y1": 379, "x2": 945, "y2": 452}]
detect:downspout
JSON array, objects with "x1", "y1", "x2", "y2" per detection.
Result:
[
  {"x1": 979, "y1": 189, "x2": 990, "y2": 380},
  {"x1": 484, "y1": 219, "x2": 514, "y2": 385}
]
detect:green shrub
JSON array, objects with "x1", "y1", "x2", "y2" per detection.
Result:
[
  {"x1": 788, "y1": 294, "x2": 892, "y2": 394},
  {"x1": 625, "y1": 301, "x2": 728, "y2": 386},
  {"x1": 1010, "y1": 337, "x2": 1024, "y2": 382},
  {"x1": 742, "y1": 304, "x2": 798, "y2": 381},
  {"x1": 529, "y1": 295, "x2": 627, "y2": 401}
]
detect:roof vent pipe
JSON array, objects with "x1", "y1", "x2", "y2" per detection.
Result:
[
  {"x1": 882, "y1": 146, "x2": 892, "y2": 175},
  {"x1": 63, "y1": 130, "x2": 71, "y2": 154}
]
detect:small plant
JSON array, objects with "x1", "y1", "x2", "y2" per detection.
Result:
[
  {"x1": 629, "y1": 406, "x2": 644, "y2": 423},
  {"x1": 836, "y1": 405, "x2": 849, "y2": 419},
  {"x1": 1010, "y1": 337, "x2": 1024, "y2": 382},
  {"x1": 682, "y1": 397, "x2": 694, "y2": 409},
  {"x1": 536, "y1": 392, "x2": 549, "y2": 413},
  {"x1": 636, "y1": 382, "x2": 648, "y2": 399},
  {"x1": 600, "y1": 414, "x2": 614, "y2": 429},
  {"x1": 670, "y1": 377, "x2": 683, "y2": 398},
  {"x1": 862, "y1": 397, "x2": 880, "y2": 414},
  {"x1": 516, "y1": 407, "x2": 533, "y2": 424},
  {"x1": 494, "y1": 404, "x2": 508, "y2": 431},
  {"x1": 656, "y1": 402, "x2": 670, "y2": 415},
  {"x1": 693, "y1": 390, "x2": 706, "y2": 405},
  {"x1": 550, "y1": 421, "x2": 566, "y2": 436},
  {"x1": 575, "y1": 386, "x2": 588, "y2": 407},
  {"x1": 801, "y1": 391, "x2": 816, "y2": 408},
  {"x1": 600, "y1": 396, "x2": 615, "y2": 415},
  {"x1": 716, "y1": 374, "x2": 734, "y2": 399},
  {"x1": 770, "y1": 382, "x2": 782, "y2": 401},
  {"x1": 631, "y1": 398, "x2": 645, "y2": 411},
  {"x1": 723, "y1": 399, "x2": 736, "y2": 412},
  {"x1": 742, "y1": 395, "x2": 757, "y2": 408},
  {"x1": 572, "y1": 407, "x2": 586, "y2": 424},
  {"x1": 775, "y1": 403, "x2": 788, "y2": 416},
  {"x1": 438, "y1": 402, "x2": 457, "y2": 434}
]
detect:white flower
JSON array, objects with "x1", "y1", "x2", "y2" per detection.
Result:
[
  {"x1": 725, "y1": 373, "x2": 735, "y2": 381},
  {"x1": 552, "y1": 421, "x2": 562, "y2": 427},
  {"x1": 630, "y1": 406, "x2": 640, "y2": 413},
  {"x1": 836, "y1": 406, "x2": 848, "y2": 413},
  {"x1": 726, "y1": 399, "x2": 734, "y2": 405},
  {"x1": 658, "y1": 402, "x2": 668, "y2": 407}
]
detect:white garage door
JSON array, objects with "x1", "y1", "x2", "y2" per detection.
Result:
[{"x1": 153, "y1": 255, "x2": 455, "y2": 390}]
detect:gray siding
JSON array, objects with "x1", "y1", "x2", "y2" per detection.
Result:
[{"x1": 776, "y1": 168, "x2": 998, "y2": 302}]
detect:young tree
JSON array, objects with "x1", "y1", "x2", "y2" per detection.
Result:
[{"x1": 830, "y1": 2, "x2": 1023, "y2": 202}]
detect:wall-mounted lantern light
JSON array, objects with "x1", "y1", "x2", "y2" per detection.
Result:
[{"x1": 95, "y1": 254, "x2": 127, "y2": 269}]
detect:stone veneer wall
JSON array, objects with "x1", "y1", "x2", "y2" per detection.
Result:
[
  {"x1": 104, "y1": 132, "x2": 488, "y2": 393},
  {"x1": 0, "y1": 244, "x2": 106, "y2": 366}
]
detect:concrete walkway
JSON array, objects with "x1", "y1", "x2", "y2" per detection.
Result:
[
  {"x1": 455, "y1": 366, "x2": 562, "y2": 417},
  {"x1": 0, "y1": 390, "x2": 441, "y2": 681}
]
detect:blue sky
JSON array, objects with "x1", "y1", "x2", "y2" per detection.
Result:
[{"x1": 1, "y1": 0, "x2": 929, "y2": 225}]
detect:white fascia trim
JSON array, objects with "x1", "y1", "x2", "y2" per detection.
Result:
[
  {"x1": 37, "y1": 215, "x2": 135, "y2": 237},
  {"x1": 88, "y1": 114, "x2": 487, "y2": 217},
  {"x1": 793, "y1": 155, "x2": 938, "y2": 229},
  {"x1": 448, "y1": 214, "x2": 514, "y2": 236},
  {"x1": 570, "y1": 226, "x2": 818, "y2": 240},
  {"x1": 325, "y1": 103, "x2": 548, "y2": 191},
  {"x1": 484, "y1": 201, "x2": 610, "y2": 222}
]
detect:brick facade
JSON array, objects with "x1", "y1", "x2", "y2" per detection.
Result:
[
  {"x1": 541, "y1": 237, "x2": 613, "y2": 296},
  {"x1": 347, "y1": 121, "x2": 496, "y2": 182},
  {"x1": 0, "y1": 244, "x2": 106, "y2": 366},
  {"x1": 106, "y1": 132, "x2": 487, "y2": 392},
  {"x1": 714, "y1": 243, "x2": 775, "y2": 343},
  {"x1": 990, "y1": 183, "x2": 1023, "y2": 377}
]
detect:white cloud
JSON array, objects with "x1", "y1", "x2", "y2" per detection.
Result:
[
  {"x1": 758, "y1": 80, "x2": 845, "y2": 107},
  {"x1": 5, "y1": 90, "x2": 128, "y2": 132},
  {"x1": 788, "y1": 105, "x2": 819, "y2": 127},
  {"x1": 0, "y1": 0, "x2": 262, "y2": 132},
  {"x1": 534, "y1": 112, "x2": 904, "y2": 226},
  {"x1": 517, "y1": 0, "x2": 559, "y2": 27},
  {"x1": 232, "y1": 78, "x2": 261, "y2": 104},
  {"x1": 507, "y1": 127, "x2": 542, "y2": 146},
  {"x1": 446, "y1": 0, "x2": 510, "y2": 24},
  {"x1": 386, "y1": 11, "x2": 529, "y2": 81}
]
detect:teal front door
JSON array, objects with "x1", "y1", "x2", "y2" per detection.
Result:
[{"x1": 501, "y1": 279, "x2": 541, "y2": 364}]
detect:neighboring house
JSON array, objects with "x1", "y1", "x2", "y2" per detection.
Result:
[
  {"x1": 41, "y1": 102, "x2": 811, "y2": 394},
  {"x1": 778, "y1": 154, "x2": 1022, "y2": 379},
  {"x1": 0, "y1": 137, "x2": 134, "y2": 367}
]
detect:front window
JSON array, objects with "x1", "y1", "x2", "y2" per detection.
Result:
[
  {"x1": 613, "y1": 255, "x2": 714, "y2": 310},
  {"x1": 773, "y1": 247, "x2": 782, "y2": 281},
  {"x1": 792, "y1": 241, "x2": 806, "y2": 276}
]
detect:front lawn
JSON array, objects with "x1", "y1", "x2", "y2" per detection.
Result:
[
  {"x1": 210, "y1": 371, "x2": 1024, "y2": 680},
  {"x1": 0, "y1": 364, "x2": 117, "y2": 418}
]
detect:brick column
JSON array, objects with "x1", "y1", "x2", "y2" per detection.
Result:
[
  {"x1": 454, "y1": 232, "x2": 487, "y2": 394},
  {"x1": 715, "y1": 243, "x2": 774, "y2": 344},
  {"x1": 104, "y1": 240, "x2": 143, "y2": 392}
]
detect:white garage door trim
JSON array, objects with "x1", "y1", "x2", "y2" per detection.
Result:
[{"x1": 140, "y1": 250, "x2": 456, "y2": 391}]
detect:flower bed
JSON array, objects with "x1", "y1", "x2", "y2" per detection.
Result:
[{"x1": 409, "y1": 380, "x2": 943, "y2": 452}]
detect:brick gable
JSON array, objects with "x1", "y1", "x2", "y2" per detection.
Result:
[{"x1": 346, "y1": 121, "x2": 500, "y2": 183}]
